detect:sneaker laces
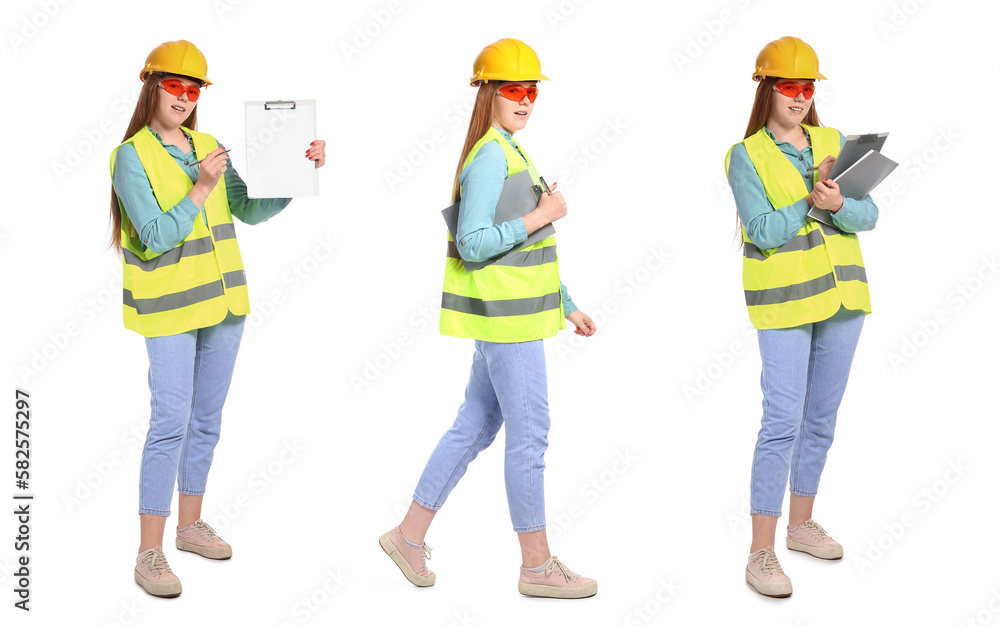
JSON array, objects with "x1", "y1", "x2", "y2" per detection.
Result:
[
  {"x1": 544, "y1": 556, "x2": 578, "y2": 582},
  {"x1": 188, "y1": 519, "x2": 220, "y2": 542},
  {"x1": 800, "y1": 519, "x2": 829, "y2": 541},
  {"x1": 751, "y1": 547, "x2": 784, "y2": 576},
  {"x1": 417, "y1": 543, "x2": 432, "y2": 573},
  {"x1": 139, "y1": 548, "x2": 174, "y2": 577}
]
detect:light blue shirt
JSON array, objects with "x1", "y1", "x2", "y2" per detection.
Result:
[
  {"x1": 727, "y1": 127, "x2": 878, "y2": 250},
  {"x1": 112, "y1": 126, "x2": 291, "y2": 255},
  {"x1": 455, "y1": 127, "x2": 576, "y2": 316}
]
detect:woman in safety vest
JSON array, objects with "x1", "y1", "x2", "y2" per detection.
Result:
[
  {"x1": 725, "y1": 36, "x2": 878, "y2": 597},
  {"x1": 108, "y1": 40, "x2": 326, "y2": 598},
  {"x1": 379, "y1": 38, "x2": 598, "y2": 599}
]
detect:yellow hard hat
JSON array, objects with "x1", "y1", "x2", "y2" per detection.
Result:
[
  {"x1": 139, "y1": 40, "x2": 212, "y2": 86},
  {"x1": 752, "y1": 36, "x2": 826, "y2": 82},
  {"x1": 470, "y1": 38, "x2": 549, "y2": 86}
]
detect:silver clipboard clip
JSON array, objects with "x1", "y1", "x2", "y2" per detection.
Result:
[{"x1": 264, "y1": 100, "x2": 296, "y2": 110}]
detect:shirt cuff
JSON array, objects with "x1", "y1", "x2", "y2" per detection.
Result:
[{"x1": 512, "y1": 217, "x2": 527, "y2": 243}]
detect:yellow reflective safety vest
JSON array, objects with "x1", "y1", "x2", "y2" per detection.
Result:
[
  {"x1": 725, "y1": 125, "x2": 871, "y2": 330},
  {"x1": 110, "y1": 126, "x2": 250, "y2": 338},
  {"x1": 439, "y1": 126, "x2": 565, "y2": 342}
]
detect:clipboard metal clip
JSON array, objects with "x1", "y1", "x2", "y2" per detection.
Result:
[{"x1": 264, "y1": 100, "x2": 297, "y2": 110}]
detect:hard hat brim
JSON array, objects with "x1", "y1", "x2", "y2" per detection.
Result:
[
  {"x1": 471, "y1": 73, "x2": 550, "y2": 86},
  {"x1": 753, "y1": 69, "x2": 826, "y2": 81}
]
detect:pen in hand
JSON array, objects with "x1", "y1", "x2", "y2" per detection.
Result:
[
  {"x1": 185, "y1": 149, "x2": 231, "y2": 167},
  {"x1": 539, "y1": 176, "x2": 553, "y2": 196}
]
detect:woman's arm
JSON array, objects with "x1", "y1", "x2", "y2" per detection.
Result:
[
  {"x1": 454, "y1": 142, "x2": 528, "y2": 263},
  {"x1": 561, "y1": 281, "x2": 577, "y2": 316},
  {"x1": 113, "y1": 143, "x2": 201, "y2": 255},
  {"x1": 727, "y1": 143, "x2": 810, "y2": 250},
  {"x1": 830, "y1": 131, "x2": 879, "y2": 233},
  {"x1": 217, "y1": 139, "x2": 293, "y2": 225}
]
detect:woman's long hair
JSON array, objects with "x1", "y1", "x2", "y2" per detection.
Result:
[
  {"x1": 451, "y1": 82, "x2": 497, "y2": 202},
  {"x1": 734, "y1": 76, "x2": 823, "y2": 248},
  {"x1": 107, "y1": 73, "x2": 199, "y2": 255}
]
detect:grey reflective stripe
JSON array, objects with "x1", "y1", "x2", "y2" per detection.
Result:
[
  {"x1": 835, "y1": 264, "x2": 867, "y2": 283},
  {"x1": 212, "y1": 223, "x2": 237, "y2": 241},
  {"x1": 819, "y1": 222, "x2": 841, "y2": 236},
  {"x1": 491, "y1": 245, "x2": 556, "y2": 267},
  {"x1": 745, "y1": 273, "x2": 836, "y2": 307},
  {"x1": 441, "y1": 292, "x2": 561, "y2": 317},
  {"x1": 124, "y1": 281, "x2": 224, "y2": 315},
  {"x1": 122, "y1": 237, "x2": 214, "y2": 272},
  {"x1": 446, "y1": 242, "x2": 556, "y2": 267},
  {"x1": 743, "y1": 243, "x2": 766, "y2": 261},
  {"x1": 744, "y1": 229, "x2": 824, "y2": 261},
  {"x1": 223, "y1": 270, "x2": 247, "y2": 288}
]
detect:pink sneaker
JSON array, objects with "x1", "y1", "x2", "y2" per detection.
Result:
[
  {"x1": 786, "y1": 519, "x2": 843, "y2": 559},
  {"x1": 134, "y1": 546, "x2": 182, "y2": 597},
  {"x1": 518, "y1": 556, "x2": 597, "y2": 599},
  {"x1": 746, "y1": 546, "x2": 792, "y2": 597},
  {"x1": 175, "y1": 519, "x2": 232, "y2": 559},
  {"x1": 379, "y1": 526, "x2": 435, "y2": 587}
]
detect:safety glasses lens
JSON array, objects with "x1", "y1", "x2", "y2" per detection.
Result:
[
  {"x1": 161, "y1": 79, "x2": 201, "y2": 102},
  {"x1": 498, "y1": 86, "x2": 538, "y2": 103},
  {"x1": 775, "y1": 82, "x2": 814, "y2": 100}
]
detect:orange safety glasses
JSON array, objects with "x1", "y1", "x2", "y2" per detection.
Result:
[
  {"x1": 496, "y1": 85, "x2": 538, "y2": 103},
  {"x1": 773, "y1": 81, "x2": 815, "y2": 100},
  {"x1": 158, "y1": 78, "x2": 202, "y2": 102}
]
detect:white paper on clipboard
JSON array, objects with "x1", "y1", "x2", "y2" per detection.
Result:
[{"x1": 245, "y1": 99, "x2": 318, "y2": 198}]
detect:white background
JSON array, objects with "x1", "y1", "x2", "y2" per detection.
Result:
[{"x1": 2, "y1": 0, "x2": 998, "y2": 623}]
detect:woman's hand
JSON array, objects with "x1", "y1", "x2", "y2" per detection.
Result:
[
  {"x1": 307, "y1": 140, "x2": 326, "y2": 168},
  {"x1": 567, "y1": 310, "x2": 596, "y2": 337},
  {"x1": 523, "y1": 182, "x2": 567, "y2": 235},
  {"x1": 813, "y1": 179, "x2": 844, "y2": 213},
  {"x1": 815, "y1": 155, "x2": 836, "y2": 181},
  {"x1": 186, "y1": 146, "x2": 229, "y2": 207},
  {"x1": 194, "y1": 146, "x2": 229, "y2": 190}
]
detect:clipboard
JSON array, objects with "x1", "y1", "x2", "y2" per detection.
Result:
[
  {"x1": 828, "y1": 133, "x2": 889, "y2": 179},
  {"x1": 441, "y1": 169, "x2": 556, "y2": 272},
  {"x1": 244, "y1": 99, "x2": 318, "y2": 198},
  {"x1": 808, "y1": 149, "x2": 898, "y2": 228}
]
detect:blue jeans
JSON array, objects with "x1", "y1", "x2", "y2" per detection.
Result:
[
  {"x1": 138, "y1": 312, "x2": 246, "y2": 516},
  {"x1": 750, "y1": 306, "x2": 865, "y2": 516},
  {"x1": 413, "y1": 339, "x2": 549, "y2": 533}
]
